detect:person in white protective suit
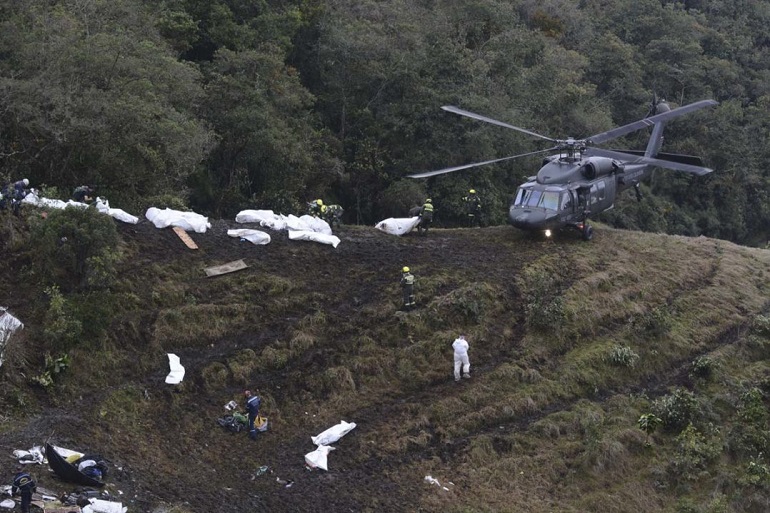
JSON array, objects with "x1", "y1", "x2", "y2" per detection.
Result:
[{"x1": 452, "y1": 335, "x2": 470, "y2": 382}]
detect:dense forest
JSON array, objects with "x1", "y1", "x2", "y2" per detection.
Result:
[{"x1": 1, "y1": 0, "x2": 769, "y2": 244}]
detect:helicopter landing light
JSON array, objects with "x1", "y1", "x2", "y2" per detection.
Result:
[{"x1": 545, "y1": 229, "x2": 552, "y2": 238}]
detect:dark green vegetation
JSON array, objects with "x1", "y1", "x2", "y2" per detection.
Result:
[
  {"x1": 3, "y1": 209, "x2": 770, "y2": 512},
  {"x1": 2, "y1": 0, "x2": 770, "y2": 244}
]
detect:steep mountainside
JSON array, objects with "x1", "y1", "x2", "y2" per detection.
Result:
[{"x1": 2, "y1": 216, "x2": 770, "y2": 513}]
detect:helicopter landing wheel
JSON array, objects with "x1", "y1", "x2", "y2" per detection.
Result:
[{"x1": 582, "y1": 225, "x2": 594, "y2": 241}]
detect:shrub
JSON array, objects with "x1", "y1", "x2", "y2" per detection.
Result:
[
  {"x1": 653, "y1": 388, "x2": 699, "y2": 433},
  {"x1": 609, "y1": 345, "x2": 639, "y2": 368},
  {"x1": 637, "y1": 413, "x2": 663, "y2": 444},
  {"x1": 43, "y1": 286, "x2": 83, "y2": 350},
  {"x1": 30, "y1": 206, "x2": 120, "y2": 291},
  {"x1": 634, "y1": 306, "x2": 672, "y2": 338},
  {"x1": 31, "y1": 352, "x2": 71, "y2": 388},
  {"x1": 689, "y1": 356, "x2": 716, "y2": 380},
  {"x1": 668, "y1": 423, "x2": 722, "y2": 481}
]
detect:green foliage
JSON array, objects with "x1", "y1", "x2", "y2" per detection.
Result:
[
  {"x1": 608, "y1": 345, "x2": 639, "y2": 368},
  {"x1": 519, "y1": 265, "x2": 566, "y2": 332},
  {"x1": 729, "y1": 387, "x2": 770, "y2": 457},
  {"x1": 43, "y1": 286, "x2": 83, "y2": 350},
  {"x1": 637, "y1": 413, "x2": 663, "y2": 442},
  {"x1": 742, "y1": 455, "x2": 770, "y2": 489},
  {"x1": 30, "y1": 207, "x2": 121, "y2": 291},
  {"x1": 31, "y1": 352, "x2": 71, "y2": 389},
  {"x1": 669, "y1": 423, "x2": 722, "y2": 482},
  {"x1": 653, "y1": 388, "x2": 699, "y2": 433},
  {"x1": 634, "y1": 306, "x2": 673, "y2": 339},
  {"x1": 689, "y1": 356, "x2": 716, "y2": 381}
]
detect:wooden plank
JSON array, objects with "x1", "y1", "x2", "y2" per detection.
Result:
[
  {"x1": 172, "y1": 226, "x2": 198, "y2": 249},
  {"x1": 205, "y1": 259, "x2": 249, "y2": 277}
]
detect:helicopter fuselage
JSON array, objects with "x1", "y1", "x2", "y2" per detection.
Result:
[{"x1": 509, "y1": 154, "x2": 641, "y2": 236}]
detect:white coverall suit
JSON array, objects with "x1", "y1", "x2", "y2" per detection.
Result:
[{"x1": 452, "y1": 336, "x2": 470, "y2": 381}]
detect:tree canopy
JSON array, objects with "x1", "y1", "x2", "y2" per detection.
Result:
[{"x1": 2, "y1": 0, "x2": 769, "y2": 244}]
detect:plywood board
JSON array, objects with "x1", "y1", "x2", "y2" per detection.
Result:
[
  {"x1": 172, "y1": 226, "x2": 198, "y2": 249},
  {"x1": 205, "y1": 259, "x2": 248, "y2": 277}
]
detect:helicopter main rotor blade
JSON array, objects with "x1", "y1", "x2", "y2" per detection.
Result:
[
  {"x1": 585, "y1": 147, "x2": 713, "y2": 176},
  {"x1": 408, "y1": 147, "x2": 558, "y2": 178},
  {"x1": 587, "y1": 99, "x2": 718, "y2": 145},
  {"x1": 441, "y1": 106, "x2": 557, "y2": 142}
]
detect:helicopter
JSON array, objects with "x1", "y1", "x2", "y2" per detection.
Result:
[{"x1": 409, "y1": 97, "x2": 718, "y2": 240}]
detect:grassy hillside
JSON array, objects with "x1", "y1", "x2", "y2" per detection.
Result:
[{"x1": 2, "y1": 210, "x2": 770, "y2": 513}]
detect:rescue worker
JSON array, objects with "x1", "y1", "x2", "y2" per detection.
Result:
[
  {"x1": 323, "y1": 204, "x2": 344, "y2": 229},
  {"x1": 462, "y1": 189, "x2": 482, "y2": 227},
  {"x1": 73, "y1": 185, "x2": 95, "y2": 203},
  {"x1": 308, "y1": 199, "x2": 327, "y2": 218},
  {"x1": 417, "y1": 198, "x2": 434, "y2": 236},
  {"x1": 1, "y1": 178, "x2": 29, "y2": 215},
  {"x1": 452, "y1": 335, "x2": 471, "y2": 382},
  {"x1": 11, "y1": 466, "x2": 36, "y2": 513},
  {"x1": 244, "y1": 389, "x2": 262, "y2": 440},
  {"x1": 400, "y1": 266, "x2": 415, "y2": 310}
]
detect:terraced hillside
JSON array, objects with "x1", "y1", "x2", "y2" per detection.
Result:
[{"x1": 2, "y1": 214, "x2": 770, "y2": 513}]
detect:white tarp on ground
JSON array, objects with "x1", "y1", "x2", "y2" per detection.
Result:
[
  {"x1": 94, "y1": 198, "x2": 139, "y2": 224},
  {"x1": 82, "y1": 498, "x2": 127, "y2": 513},
  {"x1": 0, "y1": 307, "x2": 23, "y2": 368},
  {"x1": 235, "y1": 210, "x2": 287, "y2": 231},
  {"x1": 22, "y1": 192, "x2": 139, "y2": 224},
  {"x1": 304, "y1": 445, "x2": 335, "y2": 471},
  {"x1": 288, "y1": 230, "x2": 340, "y2": 248},
  {"x1": 22, "y1": 191, "x2": 89, "y2": 211},
  {"x1": 227, "y1": 229, "x2": 271, "y2": 245},
  {"x1": 165, "y1": 354, "x2": 185, "y2": 384},
  {"x1": 235, "y1": 210, "x2": 333, "y2": 236},
  {"x1": 311, "y1": 420, "x2": 357, "y2": 446},
  {"x1": 145, "y1": 207, "x2": 211, "y2": 233},
  {"x1": 0, "y1": 498, "x2": 15, "y2": 509},
  {"x1": 375, "y1": 216, "x2": 421, "y2": 236}
]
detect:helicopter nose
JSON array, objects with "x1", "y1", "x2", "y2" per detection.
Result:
[{"x1": 509, "y1": 208, "x2": 546, "y2": 230}]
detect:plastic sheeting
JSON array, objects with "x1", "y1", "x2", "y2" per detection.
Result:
[
  {"x1": 227, "y1": 229, "x2": 271, "y2": 245},
  {"x1": 82, "y1": 499, "x2": 127, "y2": 513},
  {"x1": 94, "y1": 198, "x2": 139, "y2": 224},
  {"x1": 235, "y1": 210, "x2": 334, "y2": 236},
  {"x1": 165, "y1": 354, "x2": 185, "y2": 384},
  {"x1": 21, "y1": 193, "x2": 139, "y2": 224},
  {"x1": 12, "y1": 446, "x2": 43, "y2": 465},
  {"x1": 0, "y1": 307, "x2": 23, "y2": 368},
  {"x1": 22, "y1": 191, "x2": 89, "y2": 211},
  {"x1": 304, "y1": 445, "x2": 335, "y2": 471},
  {"x1": 374, "y1": 216, "x2": 421, "y2": 236},
  {"x1": 145, "y1": 207, "x2": 211, "y2": 233},
  {"x1": 311, "y1": 421, "x2": 357, "y2": 446},
  {"x1": 288, "y1": 230, "x2": 340, "y2": 248}
]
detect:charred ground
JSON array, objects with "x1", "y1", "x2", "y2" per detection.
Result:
[{"x1": 3, "y1": 214, "x2": 770, "y2": 513}]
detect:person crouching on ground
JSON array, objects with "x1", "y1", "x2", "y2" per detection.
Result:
[
  {"x1": 452, "y1": 335, "x2": 471, "y2": 382},
  {"x1": 244, "y1": 389, "x2": 262, "y2": 440}
]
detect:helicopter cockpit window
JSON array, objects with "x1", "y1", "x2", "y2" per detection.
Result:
[
  {"x1": 560, "y1": 192, "x2": 573, "y2": 211},
  {"x1": 514, "y1": 188, "x2": 527, "y2": 206},
  {"x1": 540, "y1": 191, "x2": 559, "y2": 211}
]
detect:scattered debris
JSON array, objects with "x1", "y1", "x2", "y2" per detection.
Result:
[
  {"x1": 172, "y1": 226, "x2": 199, "y2": 249},
  {"x1": 424, "y1": 475, "x2": 454, "y2": 492},
  {"x1": 224, "y1": 400, "x2": 238, "y2": 411},
  {"x1": 164, "y1": 353, "x2": 185, "y2": 384},
  {"x1": 12, "y1": 446, "x2": 44, "y2": 465},
  {"x1": 0, "y1": 307, "x2": 24, "y2": 368},
  {"x1": 275, "y1": 477, "x2": 294, "y2": 488},
  {"x1": 204, "y1": 259, "x2": 249, "y2": 277},
  {"x1": 255, "y1": 466, "x2": 270, "y2": 477}
]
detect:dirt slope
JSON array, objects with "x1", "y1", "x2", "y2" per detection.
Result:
[{"x1": 3, "y1": 216, "x2": 770, "y2": 513}]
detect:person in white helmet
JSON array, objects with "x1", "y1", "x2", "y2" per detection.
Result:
[{"x1": 452, "y1": 335, "x2": 471, "y2": 382}]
